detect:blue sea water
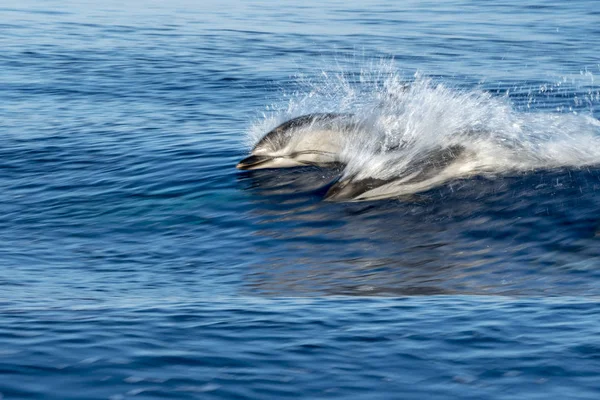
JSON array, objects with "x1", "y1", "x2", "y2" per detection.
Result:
[{"x1": 2, "y1": 0, "x2": 600, "y2": 398}]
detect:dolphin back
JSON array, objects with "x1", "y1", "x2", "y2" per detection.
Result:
[{"x1": 253, "y1": 113, "x2": 353, "y2": 152}]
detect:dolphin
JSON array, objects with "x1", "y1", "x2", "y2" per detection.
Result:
[
  {"x1": 324, "y1": 145, "x2": 468, "y2": 202},
  {"x1": 236, "y1": 113, "x2": 355, "y2": 170}
]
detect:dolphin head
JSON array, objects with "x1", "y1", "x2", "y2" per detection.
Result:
[
  {"x1": 236, "y1": 124, "x2": 298, "y2": 170},
  {"x1": 324, "y1": 145, "x2": 469, "y2": 201},
  {"x1": 236, "y1": 153, "x2": 311, "y2": 170},
  {"x1": 236, "y1": 154, "x2": 276, "y2": 170},
  {"x1": 324, "y1": 176, "x2": 394, "y2": 202},
  {"x1": 237, "y1": 113, "x2": 353, "y2": 170}
]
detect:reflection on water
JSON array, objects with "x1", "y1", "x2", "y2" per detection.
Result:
[{"x1": 238, "y1": 167, "x2": 600, "y2": 296}]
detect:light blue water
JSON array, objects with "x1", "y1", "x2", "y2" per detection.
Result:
[{"x1": 1, "y1": 0, "x2": 600, "y2": 398}]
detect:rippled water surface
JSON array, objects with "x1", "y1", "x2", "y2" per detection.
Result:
[{"x1": 2, "y1": 0, "x2": 600, "y2": 398}]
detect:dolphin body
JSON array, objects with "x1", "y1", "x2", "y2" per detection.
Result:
[
  {"x1": 324, "y1": 145, "x2": 468, "y2": 202},
  {"x1": 237, "y1": 113, "x2": 355, "y2": 170}
]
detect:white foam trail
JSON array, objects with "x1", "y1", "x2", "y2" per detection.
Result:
[{"x1": 248, "y1": 62, "x2": 600, "y2": 190}]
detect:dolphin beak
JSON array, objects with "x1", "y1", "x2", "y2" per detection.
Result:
[
  {"x1": 323, "y1": 180, "x2": 355, "y2": 201},
  {"x1": 236, "y1": 155, "x2": 274, "y2": 170},
  {"x1": 324, "y1": 177, "x2": 391, "y2": 202}
]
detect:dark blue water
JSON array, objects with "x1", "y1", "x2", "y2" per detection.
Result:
[{"x1": 2, "y1": 1, "x2": 600, "y2": 398}]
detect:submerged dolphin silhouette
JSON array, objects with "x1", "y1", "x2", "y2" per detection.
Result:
[{"x1": 237, "y1": 113, "x2": 354, "y2": 170}]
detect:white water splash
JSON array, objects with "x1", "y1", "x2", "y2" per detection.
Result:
[{"x1": 247, "y1": 62, "x2": 600, "y2": 190}]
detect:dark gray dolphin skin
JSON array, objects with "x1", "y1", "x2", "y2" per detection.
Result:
[
  {"x1": 324, "y1": 145, "x2": 466, "y2": 201},
  {"x1": 236, "y1": 113, "x2": 354, "y2": 170}
]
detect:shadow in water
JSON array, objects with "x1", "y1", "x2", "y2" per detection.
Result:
[{"x1": 237, "y1": 167, "x2": 600, "y2": 297}]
